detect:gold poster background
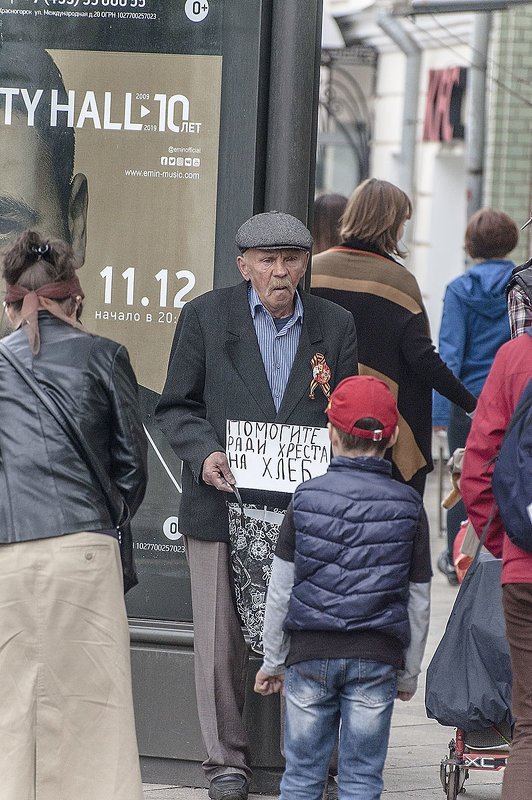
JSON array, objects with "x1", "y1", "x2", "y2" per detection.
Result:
[{"x1": 51, "y1": 49, "x2": 222, "y2": 393}]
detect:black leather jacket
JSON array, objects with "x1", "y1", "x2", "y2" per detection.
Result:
[{"x1": 0, "y1": 314, "x2": 148, "y2": 544}]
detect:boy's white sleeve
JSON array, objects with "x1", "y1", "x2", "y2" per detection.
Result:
[
  {"x1": 260, "y1": 555, "x2": 294, "y2": 676},
  {"x1": 397, "y1": 580, "x2": 431, "y2": 694}
]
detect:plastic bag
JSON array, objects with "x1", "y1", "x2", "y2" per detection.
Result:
[{"x1": 425, "y1": 551, "x2": 512, "y2": 730}]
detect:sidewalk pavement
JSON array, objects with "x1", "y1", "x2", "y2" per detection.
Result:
[{"x1": 143, "y1": 463, "x2": 504, "y2": 800}]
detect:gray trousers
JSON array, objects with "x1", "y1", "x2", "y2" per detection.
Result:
[{"x1": 185, "y1": 537, "x2": 252, "y2": 782}]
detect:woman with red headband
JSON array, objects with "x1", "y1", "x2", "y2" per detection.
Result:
[{"x1": 0, "y1": 230, "x2": 148, "y2": 800}]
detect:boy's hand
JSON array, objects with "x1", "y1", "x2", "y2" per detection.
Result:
[
  {"x1": 396, "y1": 690, "x2": 415, "y2": 701},
  {"x1": 254, "y1": 669, "x2": 284, "y2": 695}
]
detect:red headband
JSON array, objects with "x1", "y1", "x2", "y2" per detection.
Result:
[{"x1": 5, "y1": 276, "x2": 87, "y2": 354}]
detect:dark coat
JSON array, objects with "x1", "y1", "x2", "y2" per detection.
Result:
[
  {"x1": 0, "y1": 314, "x2": 147, "y2": 544},
  {"x1": 155, "y1": 281, "x2": 358, "y2": 542},
  {"x1": 311, "y1": 245, "x2": 476, "y2": 487}
]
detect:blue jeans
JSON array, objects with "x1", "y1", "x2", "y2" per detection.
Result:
[{"x1": 280, "y1": 658, "x2": 397, "y2": 800}]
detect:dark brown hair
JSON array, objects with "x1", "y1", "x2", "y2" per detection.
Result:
[
  {"x1": 464, "y1": 208, "x2": 518, "y2": 260},
  {"x1": 312, "y1": 193, "x2": 348, "y2": 255},
  {"x1": 340, "y1": 178, "x2": 412, "y2": 259},
  {"x1": 334, "y1": 417, "x2": 392, "y2": 456},
  {"x1": 3, "y1": 230, "x2": 80, "y2": 316}
]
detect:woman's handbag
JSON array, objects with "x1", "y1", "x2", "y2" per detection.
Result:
[{"x1": 0, "y1": 341, "x2": 138, "y2": 593}]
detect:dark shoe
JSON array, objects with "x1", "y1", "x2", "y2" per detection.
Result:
[
  {"x1": 208, "y1": 773, "x2": 249, "y2": 800},
  {"x1": 323, "y1": 775, "x2": 338, "y2": 800},
  {"x1": 437, "y1": 550, "x2": 459, "y2": 586}
]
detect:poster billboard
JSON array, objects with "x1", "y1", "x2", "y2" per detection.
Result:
[{"x1": 0, "y1": 0, "x2": 224, "y2": 620}]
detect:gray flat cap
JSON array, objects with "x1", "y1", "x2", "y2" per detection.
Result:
[{"x1": 236, "y1": 211, "x2": 313, "y2": 253}]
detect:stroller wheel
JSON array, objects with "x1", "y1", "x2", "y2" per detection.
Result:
[
  {"x1": 446, "y1": 766, "x2": 461, "y2": 800},
  {"x1": 441, "y1": 739, "x2": 468, "y2": 798}
]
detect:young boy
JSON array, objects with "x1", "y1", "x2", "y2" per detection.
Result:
[{"x1": 254, "y1": 375, "x2": 432, "y2": 800}]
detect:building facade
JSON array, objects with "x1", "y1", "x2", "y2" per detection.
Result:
[{"x1": 322, "y1": 0, "x2": 532, "y2": 337}]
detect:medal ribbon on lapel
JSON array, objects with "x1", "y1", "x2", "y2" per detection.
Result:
[{"x1": 309, "y1": 353, "x2": 331, "y2": 400}]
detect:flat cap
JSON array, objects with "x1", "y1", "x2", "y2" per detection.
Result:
[{"x1": 235, "y1": 211, "x2": 313, "y2": 253}]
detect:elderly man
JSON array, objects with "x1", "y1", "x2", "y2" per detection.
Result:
[{"x1": 156, "y1": 211, "x2": 358, "y2": 800}]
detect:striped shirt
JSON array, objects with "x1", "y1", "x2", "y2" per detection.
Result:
[{"x1": 248, "y1": 284, "x2": 303, "y2": 411}]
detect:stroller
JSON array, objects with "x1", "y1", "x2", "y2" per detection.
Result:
[
  {"x1": 427, "y1": 450, "x2": 513, "y2": 799},
  {"x1": 439, "y1": 721, "x2": 511, "y2": 799}
]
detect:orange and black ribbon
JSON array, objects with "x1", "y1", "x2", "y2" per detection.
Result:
[{"x1": 309, "y1": 352, "x2": 331, "y2": 400}]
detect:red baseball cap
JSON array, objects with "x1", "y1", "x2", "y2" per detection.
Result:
[{"x1": 325, "y1": 376, "x2": 398, "y2": 441}]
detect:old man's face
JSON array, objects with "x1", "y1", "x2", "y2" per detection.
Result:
[{"x1": 237, "y1": 248, "x2": 309, "y2": 319}]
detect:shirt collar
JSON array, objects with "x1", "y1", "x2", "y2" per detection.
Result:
[{"x1": 248, "y1": 282, "x2": 304, "y2": 323}]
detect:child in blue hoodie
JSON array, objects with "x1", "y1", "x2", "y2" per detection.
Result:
[
  {"x1": 255, "y1": 376, "x2": 432, "y2": 800},
  {"x1": 433, "y1": 208, "x2": 518, "y2": 583}
]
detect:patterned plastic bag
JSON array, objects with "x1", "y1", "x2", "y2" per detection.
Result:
[{"x1": 228, "y1": 502, "x2": 285, "y2": 654}]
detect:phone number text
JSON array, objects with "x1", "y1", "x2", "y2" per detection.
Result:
[{"x1": 43, "y1": 0, "x2": 147, "y2": 7}]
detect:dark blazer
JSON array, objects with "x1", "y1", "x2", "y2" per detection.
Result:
[{"x1": 156, "y1": 281, "x2": 358, "y2": 542}]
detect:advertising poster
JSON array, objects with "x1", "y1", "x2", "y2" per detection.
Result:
[{"x1": 0, "y1": 0, "x2": 224, "y2": 620}]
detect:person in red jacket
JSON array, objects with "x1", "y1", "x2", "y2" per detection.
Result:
[{"x1": 461, "y1": 329, "x2": 532, "y2": 800}]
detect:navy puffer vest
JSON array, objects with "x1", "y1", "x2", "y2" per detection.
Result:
[{"x1": 284, "y1": 456, "x2": 422, "y2": 647}]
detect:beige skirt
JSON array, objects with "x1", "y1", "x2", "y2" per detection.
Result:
[{"x1": 0, "y1": 531, "x2": 143, "y2": 800}]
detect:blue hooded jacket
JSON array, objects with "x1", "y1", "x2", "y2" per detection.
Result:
[{"x1": 433, "y1": 259, "x2": 514, "y2": 426}]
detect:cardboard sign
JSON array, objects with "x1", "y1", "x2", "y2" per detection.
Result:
[{"x1": 226, "y1": 420, "x2": 330, "y2": 493}]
